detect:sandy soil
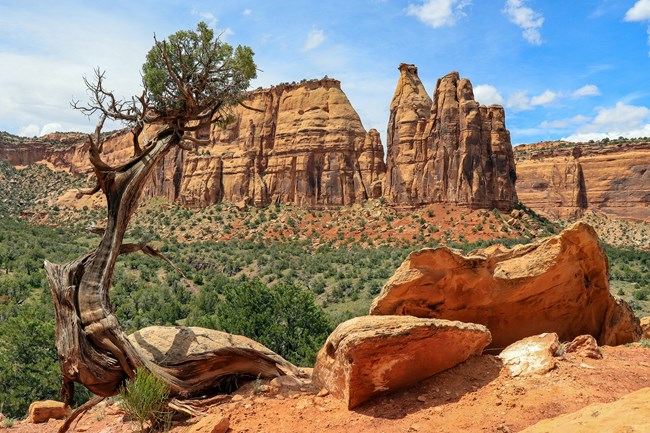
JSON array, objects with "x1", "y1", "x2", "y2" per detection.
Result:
[{"x1": 7, "y1": 344, "x2": 649, "y2": 433}]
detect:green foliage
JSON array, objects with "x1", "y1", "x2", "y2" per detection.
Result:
[
  {"x1": 187, "y1": 280, "x2": 332, "y2": 366},
  {"x1": 0, "y1": 299, "x2": 90, "y2": 419},
  {"x1": 142, "y1": 21, "x2": 256, "y2": 114},
  {"x1": 119, "y1": 369, "x2": 170, "y2": 432}
]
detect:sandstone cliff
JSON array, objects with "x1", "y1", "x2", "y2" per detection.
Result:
[
  {"x1": 384, "y1": 65, "x2": 518, "y2": 210},
  {"x1": 516, "y1": 141, "x2": 650, "y2": 220},
  {"x1": 1, "y1": 68, "x2": 522, "y2": 211}
]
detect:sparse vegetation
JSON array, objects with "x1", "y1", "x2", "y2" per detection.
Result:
[{"x1": 119, "y1": 369, "x2": 170, "y2": 432}]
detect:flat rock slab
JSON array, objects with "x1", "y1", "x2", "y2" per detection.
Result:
[
  {"x1": 128, "y1": 326, "x2": 302, "y2": 395},
  {"x1": 313, "y1": 315, "x2": 491, "y2": 409},
  {"x1": 28, "y1": 400, "x2": 70, "y2": 424},
  {"x1": 520, "y1": 387, "x2": 650, "y2": 433},
  {"x1": 499, "y1": 333, "x2": 559, "y2": 377},
  {"x1": 371, "y1": 222, "x2": 641, "y2": 348}
]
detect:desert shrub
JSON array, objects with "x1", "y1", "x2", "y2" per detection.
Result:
[
  {"x1": 188, "y1": 279, "x2": 332, "y2": 366},
  {"x1": 119, "y1": 368, "x2": 170, "y2": 432}
]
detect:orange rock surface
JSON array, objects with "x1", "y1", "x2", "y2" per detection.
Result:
[
  {"x1": 516, "y1": 141, "x2": 650, "y2": 220},
  {"x1": 312, "y1": 315, "x2": 491, "y2": 408},
  {"x1": 519, "y1": 386, "x2": 650, "y2": 433},
  {"x1": 384, "y1": 65, "x2": 518, "y2": 210},
  {"x1": 370, "y1": 222, "x2": 641, "y2": 348}
]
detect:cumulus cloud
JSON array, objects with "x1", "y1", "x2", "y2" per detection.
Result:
[
  {"x1": 571, "y1": 84, "x2": 600, "y2": 97},
  {"x1": 506, "y1": 90, "x2": 532, "y2": 111},
  {"x1": 16, "y1": 122, "x2": 63, "y2": 137},
  {"x1": 625, "y1": 0, "x2": 650, "y2": 55},
  {"x1": 474, "y1": 84, "x2": 504, "y2": 105},
  {"x1": 303, "y1": 28, "x2": 326, "y2": 51},
  {"x1": 539, "y1": 115, "x2": 590, "y2": 129},
  {"x1": 243, "y1": 8, "x2": 252, "y2": 16},
  {"x1": 506, "y1": 89, "x2": 558, "y2": 111},
  {"x1": 563, "y1": 102, "x2": 650, "y2": 141},
  {"x1": 18, "y1": 124, "x2": 40, "y2": 137},
  {"x1": 406, "y1": 0, "x2": 471, "y2": 29},
  {"x1": 625, "y1": 0, "x2": 650, "y2": 21},
  {"x1": 503, "y1": 0, "x2": 544, "y2": 45},
  {"x1": 530, "y1": 90, "x2": 558, "y2": 106}
]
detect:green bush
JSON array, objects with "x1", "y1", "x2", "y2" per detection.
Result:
[
  {"x1": 119, "y1": 369, "x2": 170, "y2": 432},
  {"x1": 188, "y1": 279, "x2": 333, "y2": 366}
]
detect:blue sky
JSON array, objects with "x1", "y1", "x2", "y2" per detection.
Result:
[{"x1": 1, "y1": 0, "x2": 650, "y2": 145}]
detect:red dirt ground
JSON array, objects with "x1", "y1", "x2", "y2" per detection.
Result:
[{"x1": 8, "y1": 344, "x2": 650, "y2": 433}]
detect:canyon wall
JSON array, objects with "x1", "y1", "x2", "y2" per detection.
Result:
[
  {"x1": 1, "y1": 67, "x2": 520, "y2": 212},
  {"x1": 384, "y1": 65, "x2": 518, "y2": 210},
  {"x1": 515, "y1": 142, "x2": 650, "y2": 220}
]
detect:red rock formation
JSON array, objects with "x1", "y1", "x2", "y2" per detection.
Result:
[
  {"x1": 384, "y1": 65, "x2": 518, "y2": 210},
  {"x1": 515, "y1": 141, "x2": 650, "y2": 220},
  {"x1": 27, "y1": 400, "x2": 70, "y2": 423},
  {"x1": 312, "y1": 315, "x2": 491, "y2": 409},
  {"x1": 370, "y1": 222, "x2": 641, "y2": 348}
]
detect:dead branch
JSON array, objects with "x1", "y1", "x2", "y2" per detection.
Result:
[{"x1": 120, "y1": 241, "x2": 186, "y2": 277}]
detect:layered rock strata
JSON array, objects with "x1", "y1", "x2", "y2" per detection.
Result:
[
  {"x1": 384, "y1": 64, "x2": 518, "y2": 210},
  {"x1": 312, "y1": 315, "x2": 491, "y2": 408},
  {"x1": 515, "y1": 141, "x2": 650, "y2": 220},
  {"x1": 1, "y1": 67, "x2": 522, "y2": 211},
  {"x1": 370, "y1": 222, "x2": 641, "y2": 348}
]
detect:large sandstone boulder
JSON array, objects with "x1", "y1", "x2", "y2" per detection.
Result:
[
  {"x1": 312, "y1": 315, "x2": 491, "y2": 409},
  {"x1": 128, "y1": 326, "x2": 302, "y2": 395},
  {"x1": 370, "y1": 222, "x2": 641, "y2": 348},
  {"x1": 384, "y1": 64, "x2": 518, "y2": 210},
  {"x1": 519, "y1": 387, "x2": 650, "y2": 433},
  {"x1": 27, "y1": 400, "x2": 70, "y2": 423}
]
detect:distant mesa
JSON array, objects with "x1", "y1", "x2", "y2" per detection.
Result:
[{"x1": 0, "y1": 66, "x2": 517, "y2": 213}]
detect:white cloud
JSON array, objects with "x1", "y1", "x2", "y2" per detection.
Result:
[
  {"x1": 17, "y1": 122, "x2": 64, "y2": 137},
  {"x1": 18, "y1": 124, "x2": 40, "y2": 137},
  {"x1": 41, "y1": 122, "x2": 63, "y2": 135},
  {"x1": 503, "y1": 0, "x2": 544, "y2": 45},
  {"x1": 625, "y1": 0, "x2": 650, "y2": 55},
  {"x1": 506, "y1": 89, "x2": 558, "y2": 111},
  {"x1": 539, "y1": 115, "x2": 590, "y2": 129},
  {"x1": 474, "y1": 84, "x2": 504, "y2": 105},
  {"x1": 406, "y1": 0, "x2": 471, "y2": 29},
  {"x1": 506, "y1": 90, "x2": 531, "y2": 111},
  {"x1": 530, "y1": 90, "x2": 558, "y2": 106},
  {"x1": 571, "y1": 84, "x2": 600, "y2": 97},
  {"x1": 625, "y1": 0, "x2": 650, "y2": 21},
  {"x1": 243, "y1": 8, "x2": 252, "y2": 16},
  {"x1": 303, "y1": 28, "x2": 326, "y2": 51},
  {"x1": 563, "y1": 102, "x2": 650, "y2": 141}
]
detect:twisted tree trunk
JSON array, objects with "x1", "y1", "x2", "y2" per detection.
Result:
[
  {"x1": 45, "y1": 127, "x2": 181, "y2": 400},
  {"x1": 45, "y1": 126, "x2": 301, "y2": 411}
]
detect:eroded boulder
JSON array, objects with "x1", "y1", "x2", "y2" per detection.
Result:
[
  {"x1": 128, "y1": 326, "x2": 303, "y2": 395},
  {"x1": 498, "y1": 333, "x2": 560, "y2": 377},
  {"x1": 370, "y1": 222, "x2": 641, "y2": 348},
  {"x1": 312, "y1": 315, "x2": 491, "y2": 409},
  {"x1": 27, "y1": 400, "x2": 70, "y2": 424}
]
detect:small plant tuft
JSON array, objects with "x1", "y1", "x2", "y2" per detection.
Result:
[{"x1": 119, "y1": 368, "x2": 170, "y2": 432}]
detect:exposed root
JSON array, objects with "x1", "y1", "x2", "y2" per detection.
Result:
[{"x1": 57, "y1": 396, "x2": 105, "y2": 433}]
